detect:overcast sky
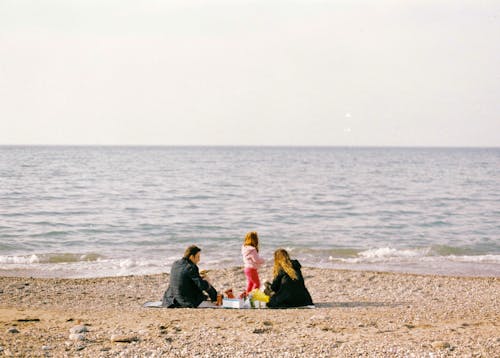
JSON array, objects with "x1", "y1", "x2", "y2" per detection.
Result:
[{"x1": 0, "y1": 0, "x2": 499, "y2": 146}]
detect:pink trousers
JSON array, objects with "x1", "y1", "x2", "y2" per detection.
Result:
[{"x1": 244, "y1": 267, "x2": 261, "y2": 293}]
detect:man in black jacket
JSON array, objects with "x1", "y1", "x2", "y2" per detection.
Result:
[{"x1": 162, "y1": 245, "x2": 217, "y2": 308}]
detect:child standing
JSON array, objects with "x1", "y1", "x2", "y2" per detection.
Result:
[{"x1": 242, "y1": 231, "x2": 265, "y2": 293}]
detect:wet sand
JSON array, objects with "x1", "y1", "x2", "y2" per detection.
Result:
[{"x1": 0, "y1": 267, "x2": 499, "y2": 357}]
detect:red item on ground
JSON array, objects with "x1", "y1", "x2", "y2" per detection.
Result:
[{"x1": 224, "y1": 289, "x2": 235, "y2": 299}]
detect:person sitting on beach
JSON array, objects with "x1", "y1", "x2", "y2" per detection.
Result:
[
  {"x1": 267, "y1": 248, "x2": 313, "y2": 308},
  {"x1": 162, "y1": 245, "x2": 217, "y2": 308}
]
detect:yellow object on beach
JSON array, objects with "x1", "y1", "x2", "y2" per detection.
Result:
[{"x1": 250, "y1": 289, "x2": 269, "y2": 303}]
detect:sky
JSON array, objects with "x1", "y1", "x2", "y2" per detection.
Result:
[{"x1": 0, "y1": 0, "x2": 499, "y2": 146}]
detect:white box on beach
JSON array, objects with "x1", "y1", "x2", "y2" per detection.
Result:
[{"x1": 222, "y1": 298, "x2": 244, "y2": 309}]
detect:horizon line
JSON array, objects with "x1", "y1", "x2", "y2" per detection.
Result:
[{"x1": 0, "y1": 144, "x2": 499, "y2": 149}]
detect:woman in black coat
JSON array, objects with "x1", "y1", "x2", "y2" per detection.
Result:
[{"x1": 268, "y1": 249, "x2": 313, "y2": 308}]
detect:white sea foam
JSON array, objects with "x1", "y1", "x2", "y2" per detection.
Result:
[
  {"x1": 0, "y1": 255, "x2": 171, "y2": 278},
  {"x1": 0, "y1": 253, "x2": 104, "y2": 265},
  {"x1": 358, "y1": 247, "x2": 427, "y2": 259},
  {"x1": 328, "y1": 248, "x2": 500, "y2": 268},
  {"x1": 444, "y1": 254, "x2": 500, "y2": 264},
  {"x1": 0, "y1": 254, "x2": 40, "y2": 264},
  {"x1": 335, "y1": 247, "x2": 428, "y2": 264},
  {"x1": 119, "y1": 258, "x2": 135, "y2": 269},
  {"x1": 117, "y1": 258, "x2": 158, "y2": 276}
]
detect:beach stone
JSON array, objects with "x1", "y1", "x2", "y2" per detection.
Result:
[
  {"x1": 42, "y1": 346, "x2": 51, "y2": 350},
  {"x1": 111, "y1": 334, "x2": 139, "y2": 343},
  {"x1": 69, "y1": 333, "x2": 85, "y2": 341},
  {"x1": 70, "y1": 325, "x2": 88, "y2": 334},
  {"x1": 252, "y1": 328, "x2": 270, "y2": 334},
  {"x1": 7, "y1": 327, "x2": 20, "y2": 334},
  {"x1": 17, "y1": 318, "x2": 40, "y2": 322},
  {"x1": 431, "y1": 341, "x2": 450, "y2": 349}
]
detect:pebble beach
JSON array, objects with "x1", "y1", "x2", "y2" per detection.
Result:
[{"x1": 1, "y1": 267, "x2": 499, "y2": 357}]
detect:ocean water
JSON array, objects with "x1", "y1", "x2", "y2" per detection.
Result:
[{"x1": 0, "y1": 146, "x2": 499, "y2": 278}]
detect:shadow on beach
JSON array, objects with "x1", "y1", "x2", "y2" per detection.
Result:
[{"x1": 315, "y1": 301, "x2": 405, "y2": 309}]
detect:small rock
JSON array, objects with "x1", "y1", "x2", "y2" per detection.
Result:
[
  {"x1": 7, "y1": 327, "x2": 20, "y2": 334},
  {"x1": 17, "y1": 318, "x2": 40, "y2": 322},
  {"x1": 111, "y1": 335, "x2": 138, "y2": 343},
  {"x1": 69, "y1": 333, "x2": 85, "y2": 341},
  {"x1": 432, "y1": 341, "x2": 451, "y2": 349},
  {"x1": 75, "y1": 345, "x2": 86, "y2": 351},
  {"x1": 252, "y1": 328, "x2": 270, "y2": 334},
  {"x1": 42, "y1": 346, "x2": 51, "y2": 350},
  {"x1": 70, "y1": 325, "x2": 88, "y2": 334}
]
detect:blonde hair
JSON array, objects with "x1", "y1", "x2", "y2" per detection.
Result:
[
  {"x1": 244, "y1": 231, "x2": 259, "y2": 252},
  {"x1": 273, "y1": 249, "x2": 297, "y2": 280}
]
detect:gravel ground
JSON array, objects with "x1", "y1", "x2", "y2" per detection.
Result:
[{"x1": 1, "y1": 267, "x2": 499, "y2": 357}]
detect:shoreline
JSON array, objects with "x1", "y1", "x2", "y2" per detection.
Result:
[
  {"x1": 0, "y1": 264, "x2": 499, "y2": 280},
  {"x1": 1, "y1": 267, "x2": 499, "y2": 357}
]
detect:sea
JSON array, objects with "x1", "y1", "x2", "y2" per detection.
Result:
[{"x1": 0, "y1": 146, "x2": 499, "y2": 278}]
